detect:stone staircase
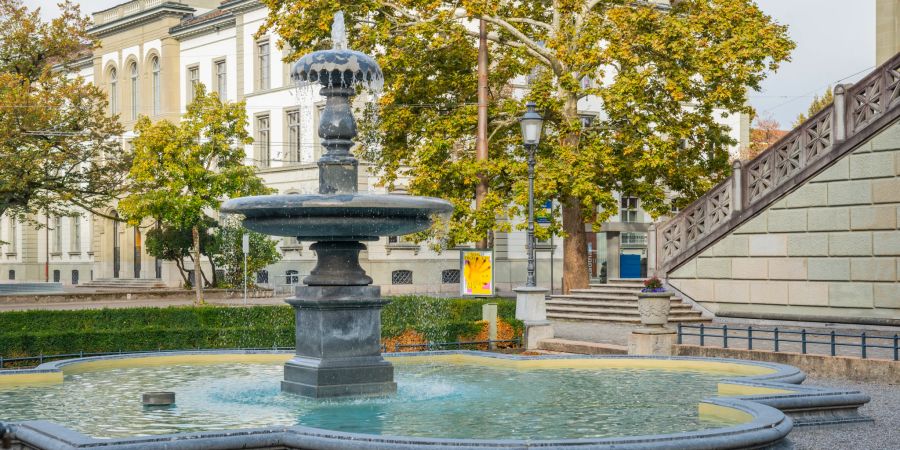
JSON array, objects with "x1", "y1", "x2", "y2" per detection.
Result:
[
  {"x1": 78, "y1": 278, "x2": 169, "y2": 290},
  {"x1": 546, "y1": 278, "x2": 710, "y2": 324}
]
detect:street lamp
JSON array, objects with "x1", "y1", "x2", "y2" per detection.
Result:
[{"x1": 519, "y1": 101, "x2": 544, "y2": 287}]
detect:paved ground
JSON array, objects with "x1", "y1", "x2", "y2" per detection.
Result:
[{"x1": 789, "y1": 376, "x2": 900, "y2": 450}]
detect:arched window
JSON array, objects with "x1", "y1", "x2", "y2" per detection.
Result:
[
  {"x1": 391, "y1": 270, "x2": 413, "y2": 285},
  {"x1": 151, "y1": 56, "x2": 160, "y2": 115},
  {"x1": 109, "y1": 67, "x2": 118, "y2": 115},
  {"x1": 285, "y1": 270, "x2": 299, "y2": 284},
  {"x1": 129, "y1": 61, "x2": 138, "y2": 120}
]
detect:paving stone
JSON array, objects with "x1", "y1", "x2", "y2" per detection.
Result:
[
  {"x1": 808, "y1": 258, "x2": 850, "y2": 281},
  {"x1": 828, "y1": 283, "x2": 874, "y2": 308},
  {"x1": 807, "y1": 207, "x2": 849, "y2": 232},
  {"x1": 767, "y1": 258, "x2": 808, "y2": 280},
  {"x1": 850, "y1": 205, "x2": 897, "y2": 230},
  {"x1": 828, "y1": 180, "x2": 872, "y2": 206},
  {"x1": 787, "y1": 233, "x2": 829, "y2": 256},
  {"x1": 849, "y1": 152, "x2": 895, "y2": 179},
  {"x1": 731, "y1": 258, "x2": 768, "y2": 279},
  {"x1": 788, "y1": 282, "x2": 829, "y2": 306},
  {"x1": 767, "y1": 209, "x2": 807, "y2": 233},
  {"x1": 785, "y1": 184, "x2": 828, "y2": 208},
  {"x1": 749, "y1": 234, "x2": 787, "y2": 256},
  {"x1": 828, "y1": 232, "x2": 872, "y2": 256},
  {"x1": 850, "y1": 258, "x2": 897, "y2": 282}
]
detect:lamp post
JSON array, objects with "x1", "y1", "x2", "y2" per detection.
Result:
[{"x1": 519, "y1": 102, "x2": 544, "y2": 288}]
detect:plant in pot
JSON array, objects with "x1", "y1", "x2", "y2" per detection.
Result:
[{"x1": 638, "y1": 276, "x2": 670, "y2": 328}]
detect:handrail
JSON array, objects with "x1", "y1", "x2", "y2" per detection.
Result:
[{"x1": 657, "y1": 51, "x2": 900, "y2": 275}]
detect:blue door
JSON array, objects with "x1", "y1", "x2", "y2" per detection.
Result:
[{"x1": 619, "y1": 254, "x2": 642, "y2": 278}]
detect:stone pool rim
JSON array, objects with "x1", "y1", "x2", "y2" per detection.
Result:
[{"x1": 1, "y1": 350, "x2": 870, "y2": 449}]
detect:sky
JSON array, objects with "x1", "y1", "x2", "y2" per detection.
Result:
[{"x1": 28, "y1": 0, "x2": 876, "y2": 129}]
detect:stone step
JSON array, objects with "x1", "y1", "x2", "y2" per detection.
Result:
[
  {"x1": 547, "y1": 312, "x2": 710, "y2": 323},
  {"x1": 546, "y1": 305, "x2": 701, "y2": 317},
  {"x1": 536, "y1": 338, "x2": 627, "y2": 355},
  {"x1": 605, "y1": 278, "x2": 646, "y2": 285},
  {"x1": 546, "y1": 300, "x2": 695, "y2": 311},
  {"x1": 556, "y1": 292, "x2": 643, "y2": 301},
  {"x1": 577, "y1": 284, "x2": 643, "y2": 292}
]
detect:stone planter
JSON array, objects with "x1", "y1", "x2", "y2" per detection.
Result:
[{"x1": 637, "y1": 291, "x2": 671, "y2": 328}]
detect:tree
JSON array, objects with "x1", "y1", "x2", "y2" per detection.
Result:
[
  {"x1": 260, "y1": 0, "x2": 793, "y2": 291},
  {"x1": 145, "y1": 219, "x2": 217, "y2": 287},
  {"x1": 745, "y1": 113, "x2": 784, "y2": 160},
  {"x1": 0, "y1": 0, "x2": 126, "y2": 222},
  {"x1": 211, "y1": 219, "x2": 281, "y2": 289},
  {"x1": 793, "y1": 86, "x2": 833, "y2": 127},
  {"x1": 119, "y1": 86, "x2": 272, "y2": 304}
]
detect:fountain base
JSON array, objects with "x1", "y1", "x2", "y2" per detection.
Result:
[{"x1": 282, "y1": 285, "x2": 396, "y2": 398}]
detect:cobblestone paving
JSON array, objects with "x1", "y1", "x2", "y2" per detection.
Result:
[{"x1": 790, "y1": 376, "x2": 900, "y2": 450}]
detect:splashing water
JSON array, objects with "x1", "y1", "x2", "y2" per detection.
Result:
[{"x1": 332, "y1": 11, "x2": 347, "y2": 50}]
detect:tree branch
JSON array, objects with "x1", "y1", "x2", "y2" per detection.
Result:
[{"x1": 507, "y1": 17, "x2": 553, "y2": 33}]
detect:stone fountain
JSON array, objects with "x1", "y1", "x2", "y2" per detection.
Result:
[{"x1": 221, "y1": 12, "x2": 452, "y2": 398}]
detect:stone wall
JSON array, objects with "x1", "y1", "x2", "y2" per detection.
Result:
[{"x1": 670, "y1": 122, "x2": 900, "y2": 325}]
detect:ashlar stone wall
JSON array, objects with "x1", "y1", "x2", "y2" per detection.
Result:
[{"x1": 669, "y1": 122, "x2": 900, "y2": 324}]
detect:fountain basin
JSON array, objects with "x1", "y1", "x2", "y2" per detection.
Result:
[
  {"x1": 0, "y1": 350, "x2": 872, "y2": 449},
  {"x1": 221, "y1": 194, "x2": 453, "y2": 240}
]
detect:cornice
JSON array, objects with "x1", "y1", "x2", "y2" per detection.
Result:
[
  {"x1": 87, "y1": 3, "x2": 196, "y2": 38},
  {"x1": 170, "y1": 13, "x2": 237, "y2": 40}
]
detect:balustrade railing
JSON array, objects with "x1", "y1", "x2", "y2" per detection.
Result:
[{"x1": 658, "y1": 51, "x2": 900, "y2": 274}]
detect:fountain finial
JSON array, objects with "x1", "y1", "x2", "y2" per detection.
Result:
[{"x1": 331, "y1": 11, "x2": 347, "y2": 50}]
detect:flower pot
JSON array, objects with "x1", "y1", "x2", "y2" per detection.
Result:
[{"x1": 637, "y1": 291, "x2": 671, "y2": 327}]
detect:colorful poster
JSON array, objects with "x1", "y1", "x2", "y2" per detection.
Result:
[{"x1": 461, "y1": 250, "x2": 494, "y2": 297}]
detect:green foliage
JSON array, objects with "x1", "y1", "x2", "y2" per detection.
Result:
[
  {"x1": 0, "y1": 297, "x2": 520, "y2": 357},
  {"x1": 211, "y1": 221, "x2": 282, "y2": 288},
  {"x1": 793, "y1": 86, "x2": 833, "y2": 127},
  {"x1": 0, "y1": 0, "x2": 126, "y2": 220},
  {"x1": 259, "y1": 0, "x2": 794, "y2": 288}
]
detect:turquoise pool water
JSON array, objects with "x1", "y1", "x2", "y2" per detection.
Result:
[{"x1": 0, "y1": 359, "x2": 734, "y2": 439}]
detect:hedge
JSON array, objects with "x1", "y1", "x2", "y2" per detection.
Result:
[{"x1": 0, "y1": 296, "x2": 521, "y2": 357}]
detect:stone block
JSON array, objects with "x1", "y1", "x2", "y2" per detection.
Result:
[
  {"x1": 750, "y1": 281, "x2": 789, "y2": 305},
  {"x1": 734, "y1": 213, "x2": 767, "y2": 234},
  {"x1": 851, "y1": 205, "x2": 897, "y2": 230},
  {"x1": 767, "y1": 209, "x2": 807, "y2": 233},
  {"x1": 696, "y1": 258, "x2": 732, "y2": 279},
  {"x1": 828, "y1": 283, "x2": 874, "y2": 308},
  {"x1": 713, "y1": 280, "x2": 750, "y2": 303},
  {"x1": 870, "y1": 121, "x2": 900, "y2": 151},
  {"x1": 850, "y1": 258, "x2": 897, "y2": 282},
  {"x1": 785, "y1": 184, "x2": 828, "y2": 208},
  {"x1": 849, "y1": 152, "x2": 895, "y2": 179},
  {"x1": 807, "y1": 258, "x2": 850, "y2": 281},
  {"x1": 874, "y1": 283, "x2": 900, "y2": 308},
  {"x1": 828, "y1": 180, "x2": 872, "y2": 206},
  {"x1": 829, "y1": 232, "x2": 872, "y2": 256},
  {"x1": 673, "y1": 279, "x2": 714, "y2": 302},
  {"x1": 670, "y1": 259, "x2": 696, "y2": 278},
  {"x1": 524, "y1": 323, "x2": 554, "y2": 350},
  {"x1": 628, "y1": 329, "x2": 677, "y2": 356},
  {"x1": 896, "y1": 152, "x2": 900, "y2": 175},
  {"x1": 709, "y1": 235, "x2": 749, "y2": 257},
  {"x1": 871, "y1": 178, "x2": 900, "y2": 204},
  {"x1": 873, "y1": 231, "x2": 900, "y2": 256},
  {"x1": 767, "y1": 258, "x2": 808, "y2": 280},
  {"x1": 771, "y1": 198, "x2": 788, "y2": 210},
  {"x1": 788, "y1": 282, "x2": 829, "y2": 306},
  {"x1": 787, "y1": 233, "x2": 829, "y2": 256},
  {"x1": 808, "y1": 207, "x2": 849, "y2": 232},
  {"x1": 749, "y1": 235, "x2": 787, "y2": 256},
  {"x1": 731, "y1": 258, "x2": 768, "y2": 279},
  {"x1": 816, "y1": 158, "x2": 849, "y2": 182}
]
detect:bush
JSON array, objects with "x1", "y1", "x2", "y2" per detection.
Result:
[{"x1": 0, "y1": 296, "x2": 522, "y2": 357}]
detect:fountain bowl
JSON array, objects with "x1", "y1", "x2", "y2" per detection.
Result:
[{"x1": 220, "y1": 193, "x2": 453, "y2": 240}]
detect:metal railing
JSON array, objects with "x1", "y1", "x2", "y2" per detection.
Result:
[{"x1": 677, "y1": 323, "x2": 899, "y2": 361}]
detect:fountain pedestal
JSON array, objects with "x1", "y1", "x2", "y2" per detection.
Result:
[{"x1": 282, "y1": 285, "x2": 396, "y2": 398}]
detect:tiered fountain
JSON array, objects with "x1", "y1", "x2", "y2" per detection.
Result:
[{"x1": 221, "y1": 12, "x2": 452, "y2": 398}]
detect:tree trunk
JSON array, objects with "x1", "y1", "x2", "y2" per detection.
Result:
[
  {"x1": 475, "y1": 18, "x2": 490, "y2": 249},
  {"x1": 174, "y1": 258, "x2": 190, "y2": 285},
  {"x1": 192, "y1": 225, "x2": 203, "y2": 305},
  {"x1": 559, "y1": 91, "x2": 590, "y2": 293}
]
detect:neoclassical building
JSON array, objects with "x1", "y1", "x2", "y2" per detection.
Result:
[{"x1": 0, "y1": 0, "x2": 747, "y2": 294}]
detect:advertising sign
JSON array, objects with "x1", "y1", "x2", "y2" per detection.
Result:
[{"x1": 460, "y1": 249, "x2": 494, "y2": 297}]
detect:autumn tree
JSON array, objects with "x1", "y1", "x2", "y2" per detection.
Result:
[
  {"x1": 119, "y1": 86, "x2": 271, "y2": 304},
  {"x1": 260, "y1": 0, "x2": 793, "y2": 291},
  {"x1": 0, "y1": 0, "x2": 126, "y2": 222},
  {"x1": 745, "y1": 113, "x2": 785, "y2": 159},
  {"x1": 793, "y1": 86, "x2": 833, "y2": 127}
]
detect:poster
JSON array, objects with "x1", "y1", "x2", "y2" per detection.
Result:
[{"x1": 460, "y1": 249, "x2": 494, "y2": 297}]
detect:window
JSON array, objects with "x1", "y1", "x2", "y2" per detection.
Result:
[
  {"x1": 621, "y1": 196, "x2": 639, "y2": 223},
  {"x1": 215, "y1": 59, "x2": 227, "y2": 99},
  {"x1": 622, "y1": 233, "x2": 647, "y2": 246},
  {"x1": 52, "y1": 216, "x2": 62, "y2": 254},
  {"x1": 580, "y1": 114, "x2": 596, "y2": 129},
  {"x1": 129, "y1": 61, "x2": 138, "y2": 120},
  {"x1": 6, "y1": 217, "x2": 15, "y2": 253},
  {"x1": 71, "y1": 270, "x2": 79, "y2": 285},
  {"x1": 256, "y1": 114, "x2": 270, "y2": 167},
  {"x1": 109, "y1": 67, "x2": 118, "y2": 115},
  {"x1": 580, "y1": 75, "x2": 592, "y2": 89},
  {"x1": 257, "y1": 40, "x2": 270, "y2": 90},
  {"x1": 70, "y1": 217, "x2": 81, "y2": 252},
  {"x1": 256, "y1": 269, "x2": 269, "y2": 284},
  {"x1": 387, "y1": 236, "x2": 399, "y2": 244},
  {"x1": 151, "y1": 57, "x2": 160, "y2": 115},
  {"x1": 286, "y1": 109, "x2": 301, "y2": 163},
  {"x1": 53, "y1": 269, "x2": 60, "y2": 283},
  {"x1": 187, "y1": 66, "x2": 200, "y2": 103},
  {"x1": 7, "y1": 270, "x2": 14, "y2": 280},
  {"x1": 442, "y1": 269, "x2": 460, "y2": 284},
  {"x1": 391, "y1": 270, "x2": 413, "y2": 285},
  {"x1": 285, "y1": 270, "x2": 299, "y2": 285}
]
